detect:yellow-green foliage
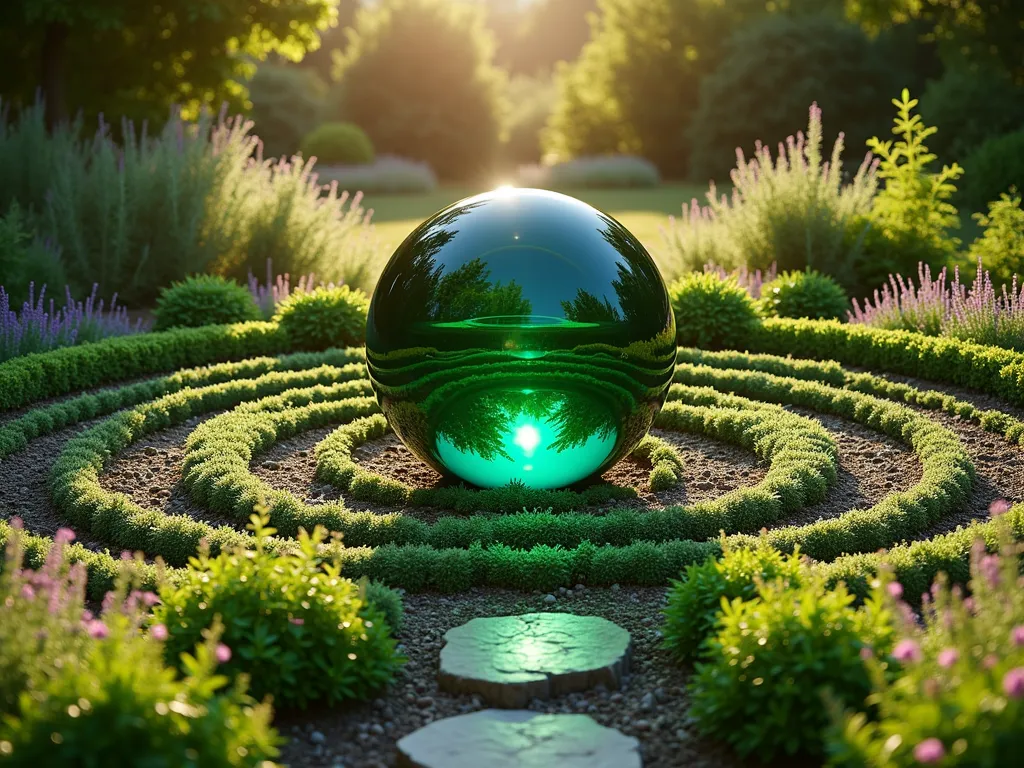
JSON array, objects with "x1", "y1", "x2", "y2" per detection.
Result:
[{"x1": 333, "y1": 0, "x2": 505, "y2": 180}]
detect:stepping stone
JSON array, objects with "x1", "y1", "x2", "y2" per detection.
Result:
[
  {"x1": 396, "y1": 709, "x2": 642, "y2": 768},
  {"x1": 438, "y1": 613, "x2": 631, "y2": 708}
]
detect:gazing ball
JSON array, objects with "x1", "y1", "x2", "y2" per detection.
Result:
[{"x1": 365, "y1": 188, "x2": 676, "y2": 490}]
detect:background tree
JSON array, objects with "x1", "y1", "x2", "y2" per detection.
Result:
[
  {"x1": 688, "y1": 14, "x2": 902, "y2": 182},
  {"x1": 845, "y1": 0, "x2": 1024, "y2": 83},
  {"x1": 542, "y1": 0, "x2": 840, "y2": 177},
  {"x1": 332, "y1": 0, "x2": 505, "y2": 181},
  {"x1": 1, "y1": 0, "x2": 339, "y2": 131}
]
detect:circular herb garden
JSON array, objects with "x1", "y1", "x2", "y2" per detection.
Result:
[{"x1": 2, "y1": 295, "x2": 1023, "y2": 767}]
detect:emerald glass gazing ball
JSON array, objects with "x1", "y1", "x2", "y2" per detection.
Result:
[{"x1": 365, "y1": 188, "x2": 676, "y2": 490}]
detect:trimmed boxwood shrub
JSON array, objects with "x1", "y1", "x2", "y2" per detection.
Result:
[
  {"x1": 759, "y1": 270, "x2": 850, "y2": 320},
  {"x1": 300, "y1": 122, "x2": 375, "y2": 166},
  {"x1": 274, "y1": 284, "x2": 369, "y2": 350},
  {"x1": 670, "y1": 272, "x2": 761, "y2": 350},
  {"x1": 153, "y1": 515, "x2": 403, "y2": 709},
  {"x1": 663, "y1": 542, "x2": 805, "y2": 663},
  {"x1": 153, "y1": 275, "x2": 261, "y2": 331}
]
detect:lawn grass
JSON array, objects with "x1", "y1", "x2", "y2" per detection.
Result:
[{"x1": 362, "y1": 183, "x2": 707, "y2": 267}]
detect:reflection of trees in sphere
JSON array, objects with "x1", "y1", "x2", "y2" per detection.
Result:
[{"x1": 365, "y1": 188, "x2": 676, "y2": 489}]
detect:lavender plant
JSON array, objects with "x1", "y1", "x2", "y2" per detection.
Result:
[
  {"x1": 850, "y1": 260, "x2": 1024, "y2": 351},
  {"x1": 0, "y1": 101, "x2": 383, "y2": 305},
  {"x1": 247, "y1": 258, "x2": 322, "y2": 319},
  {"x1": 661, "y1": 104, "x2": 877, "y2": 287},
  {"x1": 702, "y1": 262, "x2": 778, "y2": 300},
  {"x1": 0, "y1": 283, "x2": 143, "y2": 363}
]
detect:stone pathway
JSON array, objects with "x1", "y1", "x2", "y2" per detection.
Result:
[
  {"x1": 438, "y1": 612, "x2": 632, "y2": 708},
  {"x1": 395, "y1": 709, "x2": 642, "y2": 768},
  {"x1": 394, "y1": 613, "x2": 642, "y2": 765}
]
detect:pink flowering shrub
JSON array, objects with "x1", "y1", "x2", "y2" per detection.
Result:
[
  {"x1": 151, "y1": 513, "x2": 403, "y2": 709},
  {"x1": 0, "y1": 521, "x2": 280, "y2": 765},
  {"x1": 826, "y1": 530, "x2": 1024, "y2": 766}
]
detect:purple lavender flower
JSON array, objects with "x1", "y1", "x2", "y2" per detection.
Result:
[
  {"x1": 1, "y1": 280, "x2": 144, "y2": 362},
  {"x1": 850, "y1": 259, "x2": 1024, "y2": 351},
  {"x1": 247, "y1": 258, "x2": 322, "y2": 319}
]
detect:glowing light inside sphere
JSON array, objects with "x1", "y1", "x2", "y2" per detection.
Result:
[{"x1": 365, "y1": 188, "x2": 676, "y2": 489}]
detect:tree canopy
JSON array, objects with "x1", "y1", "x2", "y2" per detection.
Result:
[{"x1": 2, "y1": 0, "x2": 339, "y2": 129}]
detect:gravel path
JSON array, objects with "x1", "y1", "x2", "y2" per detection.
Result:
[{"x1": 2, "y1": 372, "x2": 1023, "y2": 768}]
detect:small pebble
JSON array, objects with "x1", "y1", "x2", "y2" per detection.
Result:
[
  {"x1": 543, "y1": 594, "x2": 557, "y2": 604},
  {"x1": 310, "y1": 731, "x2": 326, "y2": 745}
]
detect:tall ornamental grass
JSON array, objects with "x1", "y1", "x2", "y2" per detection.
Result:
[
  {"x1": 0, "y1": 102, "x2": 383, "y2": 305},
  {"x1": 850, "y1": 259, "x2": 1024, "y2": 352},
  {"x1": 661, "y1": 104, "x2": 878, "y2": 287}
]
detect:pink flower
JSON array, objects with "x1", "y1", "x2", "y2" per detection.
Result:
[
  {"x1": 85, "y1": 620, "x2": 109, "y2": 639},
  {"x1": 1011, "y1": 625, "x2": 1024, "y2": 647},
  {"x1": 54, "y1": 528, "x2": 76, "y2": 544},
  {"x1": 983, "y1": 654, "x2": 999, "y2": 669},
  {"x1": 141, "y1": 591, "x2": 161, "y2": 607},
  {"x1": 289, "y1": 617, "x2": 305, "y2": 626},
  {"x1": 20, "y1": 585, "x2": 35, "y2": 600},
  {"x1": 913, "y1": 738, "x2": 945, "y2": 763},
  {"x1": 215, "y1": 643, "x2": 232, "y2": 663},
  {"x1": 979, "y1": 555, "x2": 1001, "y2": 587},
  {"x1": 1004, "y1": 668, "x2": 1024, "y2": 699},
  {"x1": 937, "y1": 648, "x2": 959, "y2": 668},
  {"x1": 150, "y1": 624, "x2": 168, "y2": 641},
  {"x1": 963, "y1": 597, "x2": 976, "y2": 615},
  {"x1": 887, "y1": 582, "x2": 904, "y2": 599},
  {"x1": 989, "y1": 499, "x2": 1012, "y2": 517},
  {"x1": 860, "y1": 646, "x2": 874, "y2": 660},
  {"x1": 893, "y1": 639, "x2": 923, "y2": 663},
  {"x1": 11, "y1": 517, "x2": 23, "y2": 529}
]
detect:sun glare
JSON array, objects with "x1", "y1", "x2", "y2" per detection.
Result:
[{"x1": 513, "y1": 423, "x2": 542, "y2": 456}]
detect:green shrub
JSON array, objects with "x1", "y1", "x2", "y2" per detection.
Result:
[
  {"x1": 960, "y1": 130, "x2": 1024, "y2": 215},
  {"x1": 690, "y1": 574, "x2": 892, "y2": 761},
  {"x1": 859, "y1": 89, "x2": 963, "y2": 292},
  {"x1": 968, "y1": 190, "x2": 1024, "y2": 286},
  {"x1": 248, "y1": 63, "x2": 329, "y2": 160},
  {"x1": 274, "y1": 284, "x2": 369, "y2": 349},
  {"x1": 300, "y1": 122, "x2": 375, "y2": 166},
  {"x1": 826, "y1": 534, "x2": 1024, "y2": 767},
  {"x1": 0, "y1": 203, "x2": 66, "y2": 305},
  {"x1": 153, "y1": 275, "x2": 261, "y2": 331},
  {"x1": 333, "y1": 0, "x2": 505, "y2": 180},
  {"x1": 317, "y1": 156, "x2": 438, "y2": 194},
  {"x1": 663, "y1": 542, "x2": 805, "y2": 662},
  {"x1": 689, "y1": 13, "x2": 897, "y2": 183},
  {"x1": 920, "y1": 65, "x2": 1024, "y2": 165},
  {"x1": 759, "y1": 270, "x2": 850, "y2": 320},
  {"x1": 661, "y1": 104, "x2": 876, "y2": 291},
  {"x1": 669, "y1": 272, "x2": 761, "y2": 350},
  {"x1": 0, "y1": 528, "x2": 280, "y2": 766},
  {"x1": 519, "y1": 155, "x2": 660, "y2": 189},
  {"x1": 153, "y1": 514, "x2": 403, "y2": 709}
]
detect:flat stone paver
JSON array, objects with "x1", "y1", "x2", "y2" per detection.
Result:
[
  {"x1": 438, "y1": 612, "x2": 631, "y2": 708},
  {"x1": 395, "y1": 709, "x2": 642, "y2": 768}
]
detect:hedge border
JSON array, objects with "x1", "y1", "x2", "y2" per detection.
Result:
[
  {"x1": 177, "y1": 382, "x2": 837, "y2": 548},
  {"x1": 678, "y1": 347, "x2": 1024, "y2": 445},
  {"x1": 0, "y1": 321, "x2": 290, "y2": 412}
]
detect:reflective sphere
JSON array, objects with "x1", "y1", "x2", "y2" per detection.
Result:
[{"x1": 365, "y1": 188, "x2": 676, "y2": 489}]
